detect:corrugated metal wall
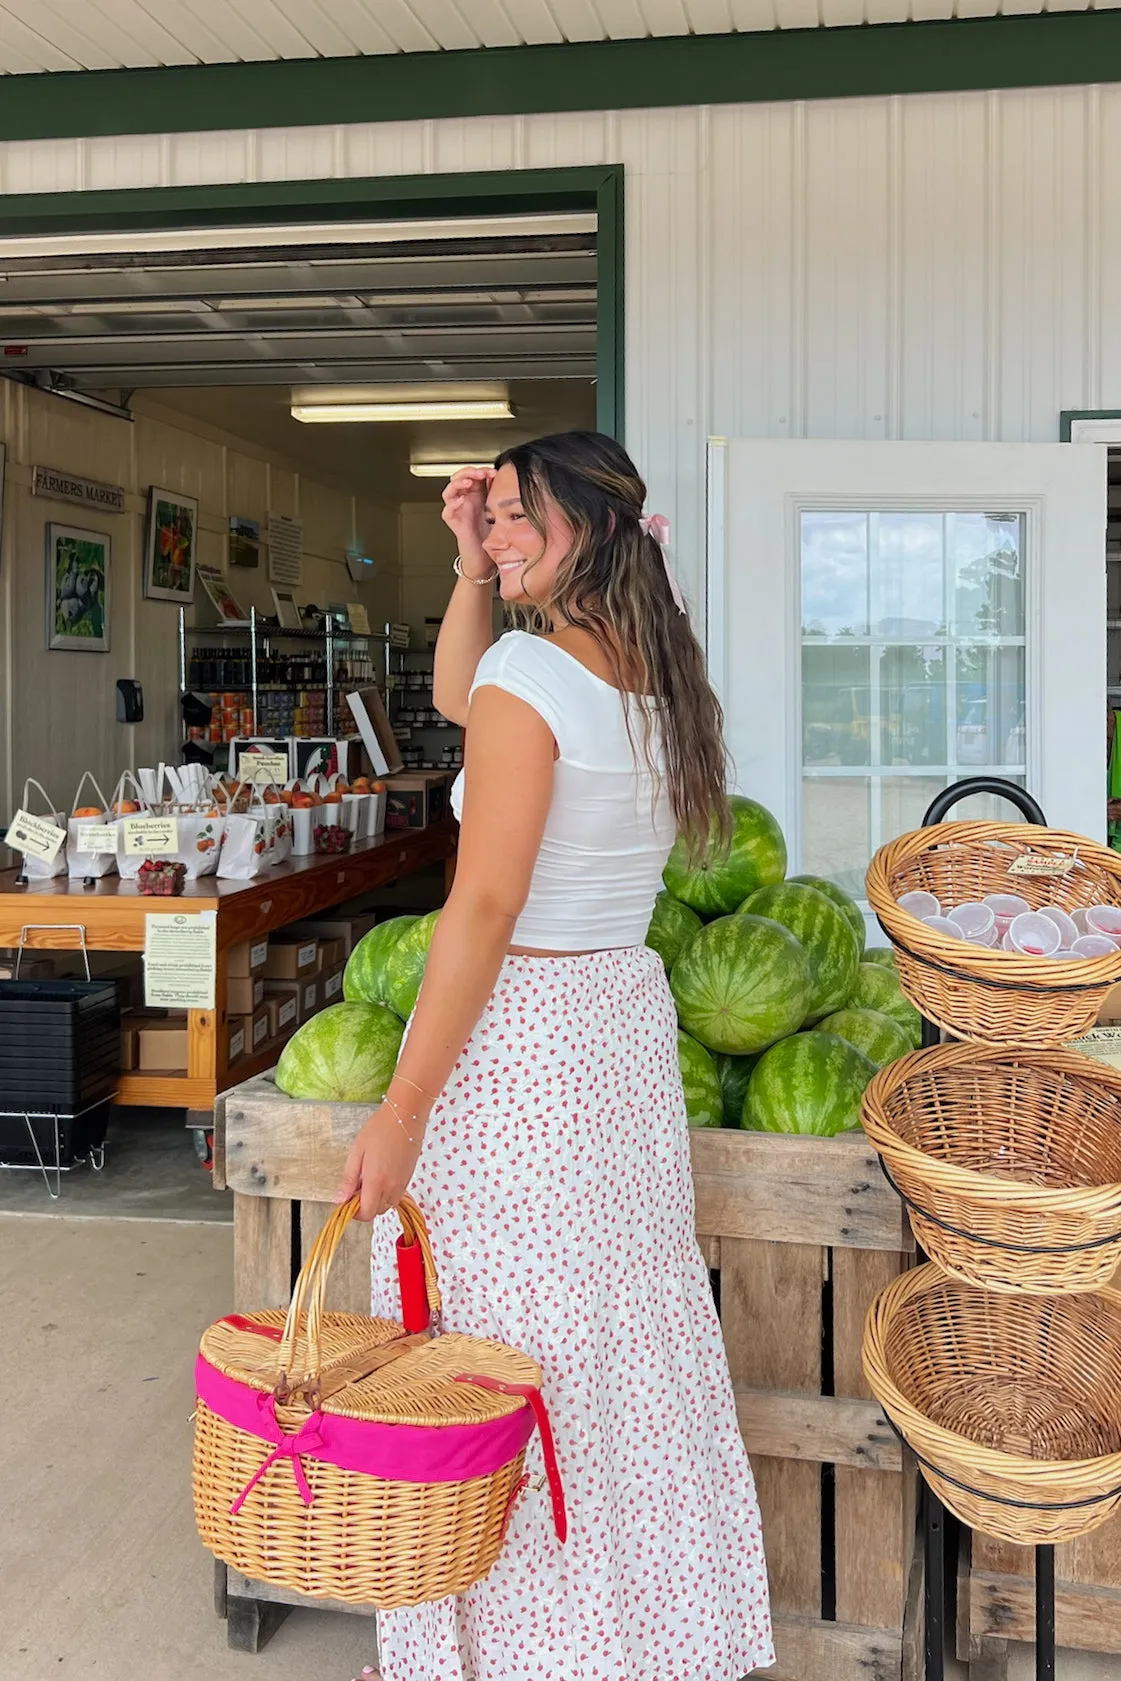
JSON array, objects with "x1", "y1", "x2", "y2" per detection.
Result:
[{"x1": 1, "y1": 84, "x2": 1118, "y2": 785}]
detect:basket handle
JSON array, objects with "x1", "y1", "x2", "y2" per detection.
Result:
[
  {"x1": 922, "y1": 778, "x2": 1047, "y2": 829},
  {"x1": 70, "y1": 772, "x2": 112, "y2": 815},
  {"x1": 275, "y1": 1194, "x2": 441, "y2": 1396}
]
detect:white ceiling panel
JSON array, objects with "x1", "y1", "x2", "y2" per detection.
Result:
[{"x1": 0, "y1": 0, "x2": 1103, "y2": 75}]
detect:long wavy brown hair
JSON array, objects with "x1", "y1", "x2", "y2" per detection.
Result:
[{"x1": 494, "y1": 430, "x2": 729, "y2": 850}]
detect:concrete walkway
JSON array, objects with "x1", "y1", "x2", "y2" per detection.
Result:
[{"x1": 1, "y1": 1216, "x2": 377, "y2": 1681}]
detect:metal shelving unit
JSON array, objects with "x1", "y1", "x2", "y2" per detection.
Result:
[
  {"x1": 178, "y1": 605, "x2": 391, "y2": 745},
  {"x1": 384, "y1": 625, "x2": 464, "y2": 773}
]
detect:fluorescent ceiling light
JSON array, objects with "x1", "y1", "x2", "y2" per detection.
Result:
[
  {"x1": 291, "y1": 399, "x2": 513, "y2": 424},
  {"x1": 409, "y1": 461, "x2": 490, "y2": 479}
]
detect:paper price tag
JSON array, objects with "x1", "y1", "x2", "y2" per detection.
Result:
[
  {"x1": 5, "y1": 809, "x2": 65, "y2": 862},
  {"x1": 75, "y1": 823, "x2": 117, "y2": 854},
  {"x1": 122, "y1": 815, "x2": 179, "y2": 856},
  {"x1": 1072, "y1": 1026, "x2": 1121, "y2": 1071},
  {"x1": 1007, "y1": 852, "x2": 1076, "y2": 880},
  {"x1": 237, "y1": 751, "x2": 289, "y2": 786},
  {"x1": 144, "y1": 910, "x2": 216, "y2": 1009}
]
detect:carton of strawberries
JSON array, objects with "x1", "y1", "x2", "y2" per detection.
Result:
[{"x1": 137, "y1": 859, "x2": 187, "y2": 896}]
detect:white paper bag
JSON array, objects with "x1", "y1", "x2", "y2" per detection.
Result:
[
  {"x1": 67, "y1": 772, "x2": 117, "y2": 879},
  {"x1": 14, "y1": 778, "x2": 67, "y2": 878},
  {"x1": 217, "y1": 810, "x2": 270, "y2": 879},
  {"x1": 117, "y1": 771, "x2": 224, "y2": 880}
]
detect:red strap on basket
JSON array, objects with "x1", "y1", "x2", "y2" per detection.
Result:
[
  {"x1": 221, "y1": 1314, "x2": 283, "y2": 1342},
  {"x1": 454, "y1": 1374, "x2": 567, "y2": 1544},
  {"x1": 396, "y1": 1236, "x2": 430, "y2": 1333}
]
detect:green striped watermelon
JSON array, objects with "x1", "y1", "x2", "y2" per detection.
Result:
[
  {"x1": 817, "y1": 1007, "x2": 911, "y2": 1068},
  {"x1": 678, "y1": 1030, "x2": 723, "y2": 1128},
  {"x1": 847, "y1": 962, "x2": 922, "y2": 1047},
  {"x1": 787, "y1": 874, "x2": 866, "y2": 955},
  {"x1": 743, "y1": 1030, "x2": 876, "y2": 1136},
  {"x1": 663, "y1": 795, "x2": 787, "y2": 918},
  {"x1": 739, "y1": 882, "x2": 860, "y2": 1021},
  {"x1": 646, "y1": 891, "x2": 703, "y2": 970},
  {"x1": 384, "y1": 909, "x2": 441, "y2": 1020},
  {"x1": 276, "y1": 1001, "x2": 404, "y2": 1102},
  {"x1": 862, "y1": 947, "x2": 898, "y2": 971},
  {"x1": 343, "y1": 915, "x2": 418, "y2": 1006},
  {"x1": 670, "y1": 913, "x2": 812, "y2": 1055},
  {"x1": 715, "y1": 1052, "x2": 758, "y2": 1129}
]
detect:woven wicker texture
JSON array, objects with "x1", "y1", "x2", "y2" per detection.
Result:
[
  {"x1": 193, "y1": 1196, "x2": 543, "y2": 1607},
  {"x1": 862, "y1": 1263, "x2": 1121, "y2": 1545},
  {"x1": 861, "y1": 1043, "x2": 1121, "y2": 1294},
  {"x1": 865, "y1": 822, "x2": 1121, "y2": 1045}
]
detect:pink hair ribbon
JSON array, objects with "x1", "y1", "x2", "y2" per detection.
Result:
[{"x1": 639, "y1": 514, "x2": 687, "y2": 616}]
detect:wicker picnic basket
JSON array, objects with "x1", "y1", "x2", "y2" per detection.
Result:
[
  {"x1": 865, "y1": 821, "x2": 1121, "y2": 1044},
  {"x1": 862, "y1": 1263, "x2": 1121, "y2": 1546},
  {"x1": 193, "y1": 1195, "x2": 566, "y2": 1608},
  {"x1": 861, "y1": 1043, "x2": 1121, "y2": 1295}
]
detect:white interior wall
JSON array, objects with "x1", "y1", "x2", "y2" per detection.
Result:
[{"x1": 0, "y1": 383, "x2": 401, "y2": 817}]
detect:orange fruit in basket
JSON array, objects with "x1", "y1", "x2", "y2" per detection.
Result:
[
  {"x1": 262, "y1": 788, "x2": 281, "y2": 804},
  {"x1": 351, "y1": 777, "x2": 372, "y2": 794},
  {"x1": 335, "y1": 779, "x2": 351, "y2": 795},
  {"x1": 323, "y1": 791, "x2": 342, "y2": 805},
  {"x1": 291, "y1": 791, "x2": 314, "y2": 809},
  {"x1": 371, "y1": 781, "x2": 386, "y2": 794},
  {"x1": 113, "y1": 800, "x2": 141, "y2": 814},
  {"x1": 73, "y1": 806, "x2": 102, "y2": 818}
]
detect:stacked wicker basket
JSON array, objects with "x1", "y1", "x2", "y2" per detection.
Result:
[{"x1": 860, "y1": 821, "x2": 1121, "y2": 1548}]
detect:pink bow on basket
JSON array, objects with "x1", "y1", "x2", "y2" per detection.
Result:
[{"x1": 639, "y1": 514, "x2": 687, "y2": 616}]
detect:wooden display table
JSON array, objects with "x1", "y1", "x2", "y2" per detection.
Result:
[
  {"x1": 219, "y1": 1083, "x2": 921, "y2": 1672},
  {"x1": 0, "y1": 820, "x2": 456, "y2": 1118}
]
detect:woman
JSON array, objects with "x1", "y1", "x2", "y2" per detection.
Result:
[{"x1": 339, "y1": 431, "x2": 773, "y2": 1681}]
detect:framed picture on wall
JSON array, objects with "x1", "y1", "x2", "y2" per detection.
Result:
[
  {"x1": 143, "y1": 486, "x2": 198, "y2": 603},
  {"x1": 46, "y1": 523, "x2": 111, "y2": 652}
]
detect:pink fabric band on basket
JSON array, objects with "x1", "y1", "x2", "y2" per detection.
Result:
[{"x1": 196, "y1": 1355, "x2": 538, "y2": 1517}]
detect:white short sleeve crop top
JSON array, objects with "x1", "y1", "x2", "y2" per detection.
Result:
[{"x1": 448, "y1": 631, "x2": 677, "y2": 951}]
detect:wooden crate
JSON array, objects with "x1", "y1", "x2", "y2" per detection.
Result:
[
  {"x1": 690, "y1": 1127, "x2": 921, "y2": 1681},
  {"x1": 222, "y1": 1079, "x2": 920, "y2": 1674}
]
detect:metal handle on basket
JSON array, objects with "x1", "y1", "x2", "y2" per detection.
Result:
[
  {"x1": 922, "y1": 777, "x2": 1047, "y2": 829},
  {"x1": 275, "y1": 1193, "x2": 442, "y2": 1396}
]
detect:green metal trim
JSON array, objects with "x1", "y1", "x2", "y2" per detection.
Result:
[
  {"x1": 1060, "y1": 410, "x2": 1121, "y2": 442},
  {"x1": 0, "y1": 163, "x2": 627, "y2": 443},
  {"x1": 0, "y1": 15, "x2": 1117, "y2": 142}
]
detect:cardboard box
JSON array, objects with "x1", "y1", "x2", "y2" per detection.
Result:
[
  {"x1": 346, "y1": 685, "x2": 404, "y2": 777},
  {"x1": 138, "y1": 1019, "x2": 190, "y2": 1073},
  {"x1": 264, "y1": 995, "x2": 281, "y2": 1040},
  {"x1": 227, "y1": 973, "x2": 265, "y2": 1016},
  {"x1": 301, "y1": 975, "x2": 321, "y2": 1019},
  {"x1": 385, "y1": 772, "x2": 450, "y2": 831},
  {"x1": 228, "y1": 1020, "x2": 247, "y2": 1064},
  {"x1": 120, "y1": 1007, "x2": 167, "y2": 1072},
  {"x1": 248, "y1": 1007, "x2": 270, "y2": 1054},
  {"x1": 322, "y1": 966, "x2": 345, "y2": 1006},
  {"x1": 264, "y1": 979, "x2": 303, "y2": 1033},
  {"x1": 287, "y1": 916, "x2": 376, "y2": 958},
  {"x1": 313, "y1": 937, "x2": 345, "y2": 974},
  {"x1": 264, "y1": 938, "x2": 319, "y2": 980},
  {"x1": 228, "y1": 938, "x2": 269, "y2": 978}
]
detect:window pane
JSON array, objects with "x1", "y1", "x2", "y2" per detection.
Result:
[
  {"x1": 803, "y1": 646, "x2": 870, "y2": 767},
  {"x1": 878, "y1": 645, "x2": 947, "y2": 767},
  {"x1": 952, "y1": 513, "x2": 1024, "y2": 637},
  {"x1": 954, "y1": 645, "x2": 1026, "y2": 768},
  {"x1": 873, "y1": 513, "x2": 945, "y2": 637},
  {"x1": 801, "y1": 512, "x2": 868, "y2": 636},
  {"x1": 801, "y1": 778, "x2": 869, "y2": 897}
]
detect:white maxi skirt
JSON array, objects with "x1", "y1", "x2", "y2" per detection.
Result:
[{"x1": 369, "y1": 946, "x2": 774, "y2": 1681}]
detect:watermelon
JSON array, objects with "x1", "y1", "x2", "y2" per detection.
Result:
[
  {"x1": 743, "y1": 1030, "x2": 876, "y2": 1136},
  {"x1": 384, "y1": 909, "x2": 440, "y2": 1020},
  {"x1": 739, "y1": 882, "x2": 860, "y2": 1021},
  {"x1": 343, "y1": 915, "x2": 418, "y2": 1006},
  {"x1": 670, "y1": 913, "x2": 811, "y2": 1055},
  {"x1": 663, "y1": 795, "x2": 787, "y2": 918},
  {"x1": 847, "y1": 962, "x2": 922, "y2": 1047},
  {"x1": 817, "y1": 1007, "x2": 912, "y2": 1069},
  {"x1": 276, "y1": 1001, "x2": 404, "y2": 1102},
  {"x1": 716, "y1": 1052, "x2": 758, "y2": 1129},
  {"x1": 646, "y1": 891, "x2": 703, "y2": 970},
  {"x1": 678, "y1": 1031, "x2": 723, "y2": 1128},
  {"x1": 788, "y1": 874, "x2": 866, "y2": 955},
  {"x1": 862, "y1": 947, "x2": 898, "y2": 971}
]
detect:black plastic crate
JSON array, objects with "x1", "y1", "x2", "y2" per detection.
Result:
[
  {"x1": 0, "y1": 1100, "x2": 111, "y2": 1167},
  {"x1": 0, "y1": 980, "x2": 120, "y2": 1110}
]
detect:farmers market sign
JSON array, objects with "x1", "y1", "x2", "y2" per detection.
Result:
[{"x1": 32, "y1": 465, "x2": 126, "y2": 514}]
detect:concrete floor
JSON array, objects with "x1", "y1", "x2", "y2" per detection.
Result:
[{"x1": 0, "y1": 1215, "x2": 378, "y2": 1681}]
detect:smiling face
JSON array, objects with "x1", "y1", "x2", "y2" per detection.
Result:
[{"x1": 482, "y1": 461, "x2": 574, "y2": 607}]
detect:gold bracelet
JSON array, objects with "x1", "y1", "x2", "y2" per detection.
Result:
[
  {"x1": 384, "y1": 1095, "x2": 424, "y2": 1147},
  {"x1": 453, "y1": 554, "x2": 498, "y2": 586},
  {"x1": 392, "y1": 1074, "x2": 439, "y2": 1105}
]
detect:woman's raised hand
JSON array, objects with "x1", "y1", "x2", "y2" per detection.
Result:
[{"x1": 442, "y1": 467, "x2": 494, "y2": 575}]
